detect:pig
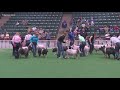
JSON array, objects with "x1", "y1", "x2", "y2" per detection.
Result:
[
  {"x1": 94, "y1": 44, "x2": 104, "y2": 53},
  {"x1": 71, "y1": 44, "x2": 89, "y2": 56},
  {"x1": 99, "y1": 46, "x2": 115, "y2": 59},
  {"x1": 65, "y1": 49, "x2": 79, "y2": 59},
  {"x1": 52, "y1": 46, "x2": 68, "y2": 55},
  {"x1": 84, "y1": 45, "x2": 90, "y2": 56},
  {"x1": 18, "y1": 46, "x2": 29, "y2": 58},
  {"x1": 41, "y1": 48, "x2": 48, "y2": 57}
]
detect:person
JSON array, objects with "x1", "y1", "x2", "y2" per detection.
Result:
[
  {"x1": 104, "y1": 25, "x2": 109, "y2": 34},
  {"x1": 62, "y1": 20, "x2": 67, "y2": 30},
  {"x1": 32, "y1": 26, "x2": 37, "y2": 31},
  {"x1": 90, "y1": 17, "x2": 94, "y2": 26},
  {"x1": 30, "y1": 31, "x2": 39, "y2": 57},
  {"x1": 4, "y1": 32, "x2": 9, "y2": 40},
  {"x1": 0, "y1": 33, "x2": 4, "y2": 40},
  {"x1": 68, "y1": 29, "x2": 75, "y2": 49},
  {"x1": 16, "y1": 21, "x2": 19, "y2": 26},
  {"x1": 12, "y1": 32, "x2": 21, "y2": 58},
  {"x1": 110, "y1": 34, "x2": 120, "y2": 60},
  {"x1": 88, "y1": 33, "x2": 95, "y2": 54},
  {"x1": 80, "y1": 28, "x2": 88, "y2": 39},
  {"x1": 57, "y1": 33, "x2": 66, "y2": 59},
  {"x1": 46, "y1": 31, "x2": 51, "y2": 48},
  {"x1": 78, "y1": 34, "x2": 86, "y2": 57},
  {"x1": 24, "y1": 31, "x2": 32, "y2": 46}
]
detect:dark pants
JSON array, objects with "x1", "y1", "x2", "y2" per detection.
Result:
[
  {"x1": 46, "y1": 39, "x2": 50, "y2": 47},
  {"x1": 88, "y1": 41, "x2": 94, "y2": 54},
  {"x1": 11, "y1": 41, "x2": 15, "y2": 56},
  {"x1": 32, "y1": 42, "x2": 37, "y2": 57},
  {"x1": 69, "y1": 40, "x2": 74, "y2": 49},
  {"x1": 115, "y1": 42, "x2": 120, "y2": 59},
  {"x1": 57, "y1": 41, "x2": 65, "y2": 58},
  {"x1": 79, "y1": 41, "x2": 86, "y2": 56},
  {"x1": 26, "y1": 40, "x2": 30, "y2": 46},
  {"x1": 14, "y1": 43, "x2": 21, "y2": 58}
]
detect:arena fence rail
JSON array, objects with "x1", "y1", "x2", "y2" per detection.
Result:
[{"x1": 0, "y1": 40, "x2": 112, "y2": 49}]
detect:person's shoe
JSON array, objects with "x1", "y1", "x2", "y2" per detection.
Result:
[
  {"x1": 57, "y1": 57, "x2": 61, "y2": 59},
  {"x1": 63, "y1": 57, "x2": 67, "y2": 59}
]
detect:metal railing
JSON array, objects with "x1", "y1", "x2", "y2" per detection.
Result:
[{"x1": 0, "y1": 40, "x2": 112, "y2": 49}]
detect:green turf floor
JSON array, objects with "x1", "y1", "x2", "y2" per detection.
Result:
[{"x1": 0, "y1": 49, "x2": 120, "y2": 78}]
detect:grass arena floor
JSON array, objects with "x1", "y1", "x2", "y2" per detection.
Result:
[{"x1": 0, "y1": 49, "x2": 120, "y2": 78}]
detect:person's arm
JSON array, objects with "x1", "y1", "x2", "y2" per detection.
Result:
[
  {"x1": 89, "y1": 36, "x2": 92, "y2": 44},
  {"x1": 30, "y1": 36, "x2": 33, "y2": 43},
  {"x1": 11, "y1": 36, "x2": 15, "y2": 45},
  {"x1": 12, "y1": 36, "x2": 15, "y2": 44},
  {"x1": 19, "y1": 36, "x2": 22, "y2": 43},
  {"x1": 24, "y1": 35, "x2": 27, "y2": 42},
  {"x1": 62, "y1": 36, "x2": 66, "y2": 43},
  {"x1": 37, "y1": 37, "x2": 39, "y2": 44}
]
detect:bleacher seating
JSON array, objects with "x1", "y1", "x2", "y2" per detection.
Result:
[
  {"x1": 72, "y1": 12, "x2": 120, "y2": 36},
  {"x1": 1, "y1": 12, "x2": 63, "y2": 38}
]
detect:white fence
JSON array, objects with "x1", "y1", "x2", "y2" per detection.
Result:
[{"x1": 0, "y1": 40, "x2": 112, "y2": 49}]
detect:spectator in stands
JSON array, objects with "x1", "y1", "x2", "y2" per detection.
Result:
[
  {"x1": 114, "y1": 25, "x2": 119, "y2": 31},
  {"x1": 105, "y1": 33, "x2": 110, "y2": 40},
  {"x1": 24, "y1": 31, "x2": 32, "y2": 46},
  {"x1": 12, "y1": 32, "x2": 21, "y2": 58},
  {"x1": 0, "y1": 33, "x2": 4, "y2": 40},
  {"x1": 88, "y1": 33, "x2": 95, "y2": 54},
  {"x1": 32, "y1": 26, "x2": 37, "y2": 31},
  {"x1": 69, "y1": 18, "x2": 75, "y2": 28},
  {"x1": 81, "y1": 23, "x2": 86, "y2": 28},
  {"x1": 16, "y1": 21, "x2": 19, "y2": 26},
  {"x1": 4, "y1": 32, "x2": 10, "y2": 40},
  {"x1": 46, "y1": 31, "x2": 51, "y2": 47},
  {"x1": 77, "y1": 17, "x2": 81, "y2": 27},
  {"x1": 57, "y1": 32, "x2": 66, "y2": 59},
  {"x1": 90, "y1": 17, "x2": 94, "y2": 26},
  {"x1": 22, "y1": 19, "x2": 28, "y2": 26},
  {"x1": 30, "y1": 31, "x2": 39, "y2": 57},
  {"x1": 68, "y1": 29, "x2": 75, "y2": 49},
  {"x1": 104, "y1": 25, "x2": 109, "y2": 34},
  {"x1": 78, "y1": 34, "x2": 86, "y2": 57},
  {"x1": 62, "y1": 20, "x2": 67, "y2": 30}
]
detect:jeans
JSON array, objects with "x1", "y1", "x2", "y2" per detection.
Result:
[
  {"x1": 88, "y1": 42, "x2": 94, "y2": 54},
  {"x1": 79, "y1": 41, "x2": 86, "y2": 56},
  {"x1": 11, "y1": 41, "x2": 15, "y2": 56},
  {"x1": 69, "y1": 40, "x2": 74, "y2": 49},
  {"x1": 26, "y1": 40, "x2": 30, "y2": 46},
  {"x1": 32, "y1": 42, "x2": 37, "y2": 57},
  {"x1": 46, "y1": 40, "x2": 50, "y2": 47},
  {"x1": 115, "y1": 42, "x2": 120, "y2": 59},
  {"x1": 57, "y1": 41, "x2": 65, "y2": 58},
  {"x1": 14, "y1": 43, "x2": 21, "y2": 58}
]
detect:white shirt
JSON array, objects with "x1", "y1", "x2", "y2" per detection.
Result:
[
  {"x1": 32, "y1": 27, "x2": 37, "y2": 31},
  {"x1": 82, "y1": 24, "x2": 85, "y2": 27},
  {"x1": 118, "y1": 35, "x2": 120, "y2": 40},
  {"x1": 24, "y1": 34, "x2": 32, "y2": 41},
  {"x1": 110, "y1": 36, "x2": 120, "y2": 44},
  {"x1": 16, "y1": 22, "x2": 19, "y2": 25},
  {"x1": 105, "y1": 34, "x2": 110, "y2": 39}
]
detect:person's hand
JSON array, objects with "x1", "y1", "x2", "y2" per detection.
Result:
[{"x1": 66, "y1": 40, "x2": 69, "y2": 43}]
